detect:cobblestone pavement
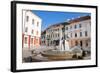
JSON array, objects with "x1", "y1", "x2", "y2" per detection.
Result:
[
  {"x1": 22, "y1": 49, "x2": 32, "y2": 58},
  {"x1": 22, "y1": 46, "x2": 91, "y2": 62},
  {"x1": 22, "y1": 46, "x2": 54, "y2": 62}
]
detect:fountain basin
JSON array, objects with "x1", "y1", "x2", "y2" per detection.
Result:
[{"x1": 41, "y1": 50, "x2": 73, "y2": 60}]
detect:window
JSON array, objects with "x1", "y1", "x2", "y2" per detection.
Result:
[
  {"x1": 75, "y1": 33, "x2": 77, "y2": 37},
  {"x1": 79, "y1": 24, "x2": 82, "y2": 28},
  {"x1": 70, "y1": 33, "x2": 72, "y2": 37},
  {"x1": 74, "y1": 25, "x2": 77, "y2": 29},
  {"x1": 75, "y1": 41, "x2": 78, "y2": 46},
  {"x1": 34, "y1": 38, "x2": 38, "y2": 44},
  {"x1": 25, "y1": 27, "x2": 28, "y2": 32},
  {"x1": 43, "y1": 41, "x2": 45, "y2": 44},
  {"x1": 24, "y1": 37, "x2": 27, "y2": 44},
  {"x1": 86, "y1": 41, "x2": 88, "y2": 47},
  {"x1": 80, "y1": 40, "x2": 82, "y2": 47},
  {"x1": 58, "y1": 29, "x2": 59, "y2": 31},
  {"x1": 58, "y1": 34, "x2": 59, "y2": 37},
  {"x1": 80, "y1": 32, "x2": 82, "y2": 37},
  {"x1": 31, "y1": 30, "x2": 34, "y2": 34},
  {"x1": 32, "y1": 19, "x2": 34, "y2": 24},
  {"x1": 85, "y1": 31, "x2": 88, "y2": 36},
  {"x1": 26, "y1": 16, "x2": 29, "y2": 22},
  {"x1": 36, "y1": 31, "x2": 38, "y2": 35},
  {"x1": 37, "y1": 22, "x2": 39, "y2": 27},
  {"x1": 66, "y1": 27, "x2": 68, "y2": 30},
  {"x1": 31, "y1": 38, "x2": 33, "y2": 44},
  {"x1": 70, "y1": 26, "x2": 72, "y2": 30}
]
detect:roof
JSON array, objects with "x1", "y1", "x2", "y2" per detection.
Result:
[
  {"x1": 68, "y1": 15, "x2": 91, "y2": 24},
  {"x1": 46, "y1": 22, "x2": 70, "y2": 30},
  {"x1": 43, "y1": 15, "x2": 91, "y2": 32}
]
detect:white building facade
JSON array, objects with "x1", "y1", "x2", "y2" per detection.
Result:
[
  {"x1": 65, "y1": 16, "x2": 91, "y2": 52},
  {"x1": 22, "y1": 10, "x2": 42, "y2": 50},
  {"x1": 45, "y1": 24, "x2": 63, "y2": 47}
]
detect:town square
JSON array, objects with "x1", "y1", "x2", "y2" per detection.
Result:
[{"x1": 22, "y1": 10, "x2": 91, "y2": 62}]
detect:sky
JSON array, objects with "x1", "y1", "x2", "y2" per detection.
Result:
[{"x1": 32, "y1": 10, "x2": 90, "y2": 31}]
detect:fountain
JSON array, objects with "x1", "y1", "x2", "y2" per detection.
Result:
[
  {"x1": 41, "y1": 37, "x2": 73, "y2": 60},
  {"x1": 41, "y1": 24, "x2": 73, "y2": 60}
]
